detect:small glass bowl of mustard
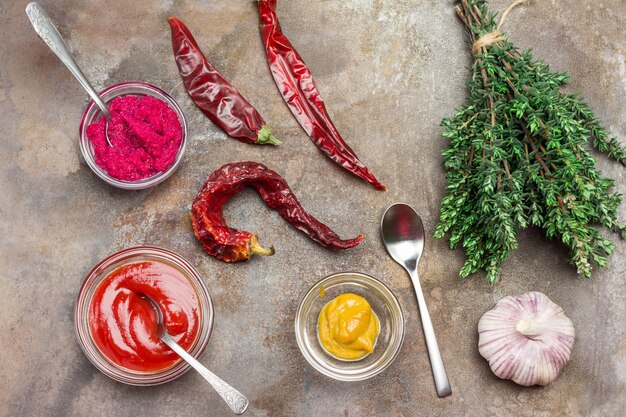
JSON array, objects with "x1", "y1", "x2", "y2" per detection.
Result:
[{"x1": 295, "y1": 272, "x2": 405, "y2": 381}]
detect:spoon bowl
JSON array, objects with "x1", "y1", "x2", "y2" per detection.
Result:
[
  {"x1": 143, "y1": 294, "x2": 166, "y2": 339},
  {"x1": 381, "y1": 203, "x2": 425, "y2": 272}
]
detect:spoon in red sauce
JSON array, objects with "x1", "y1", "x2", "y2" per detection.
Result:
[
  {"x1": 142, "y1": 294, "x2": 249, "y2": 415},
  {"x1": 26, "y1": 2, "x2": 113, "y2": 146}
]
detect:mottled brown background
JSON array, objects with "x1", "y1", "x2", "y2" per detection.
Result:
[{"x1": 1, "y1": 0, "x2": 624, "y2": 416}]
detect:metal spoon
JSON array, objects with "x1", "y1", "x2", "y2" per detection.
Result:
[
  {"x1": 142, "y1": 294, "x2": 249, "y2": 415},
  {"x1": 381, "y1": 203, "x2": 452, "y2": 398},
  {"x1": 26, "y1": 2, "x2": 113, "y2": 146}
]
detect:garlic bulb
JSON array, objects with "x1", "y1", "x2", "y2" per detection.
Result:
[{"x1": 478, "y1": 291, "x2": 575, "y2": 386}]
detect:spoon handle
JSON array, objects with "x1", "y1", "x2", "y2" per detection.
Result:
[
  {"x1": 409, "y1": 269, "x2": 452, "y2": 398},
  {"x1": 25, "y1": 2, "x2": 110, "y2": 118},
  {"x1": 160, "y1": 332, "x2": 249, "y2": 414}
]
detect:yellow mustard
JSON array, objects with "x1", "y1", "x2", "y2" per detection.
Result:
[{"x1": 317, "y1": 293, "x2": 380, "y2": 360}]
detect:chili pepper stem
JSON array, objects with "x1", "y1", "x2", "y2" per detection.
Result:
[
  {"x1": 256, "y1": 124, "x2": 281, "y2": 146},
  {"x1": 249, "y1": 235, "x2": 275, "y2": 257}
]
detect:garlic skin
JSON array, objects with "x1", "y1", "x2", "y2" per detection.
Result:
[{"x1": 478, "y1": 291, "x2": 575, "y2": 386}]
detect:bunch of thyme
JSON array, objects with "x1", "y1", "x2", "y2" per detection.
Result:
[{"x1": 435, "y1": 0, "x2": 626, "y2": 283}]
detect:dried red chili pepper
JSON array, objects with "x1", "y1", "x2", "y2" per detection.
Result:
[
  {"x1": 191, "y1": 161, "x2": 364, "y2": 262},
  {"x1": 257, "y1": 0, "x2": 385, "y2": 190},
  {"x1": 168, "y1": 17, "x2": 280, "y2": 145}
]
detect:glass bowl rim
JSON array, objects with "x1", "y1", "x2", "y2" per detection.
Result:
[
  {"x1": 294, "y1": 271, "x2": 405, "y2": 381},
  {"x1": 74, "y1": 245, "x2": 214, "y2": 385},
  {"x1": 78, "y1": 81, "x2": 188, "y2": 190}
]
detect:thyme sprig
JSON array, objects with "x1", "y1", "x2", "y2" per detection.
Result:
[{"x1": 435, "y1": 0, "x2": 626, "y2": 283}]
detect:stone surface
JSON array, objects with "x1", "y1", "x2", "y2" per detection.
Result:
[{"x1": 1, "y1": 0, "x2": 625, "y2": 416}]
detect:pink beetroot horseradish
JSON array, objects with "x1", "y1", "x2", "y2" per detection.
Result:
[{"x1": 86, "y1": 95, "x2": 183, "y2": 181}]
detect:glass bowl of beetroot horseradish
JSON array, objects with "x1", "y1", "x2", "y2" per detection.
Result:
[
  {"x1": 79, "y1": 82, "x2": 187, "y2": 190},
  {"x1": 75, "y1": 246, "x2": 213, "y2": 385}
]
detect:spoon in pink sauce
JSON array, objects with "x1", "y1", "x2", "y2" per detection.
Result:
[{"x1": 26, "y1": 2, "x2": 113, "y2": 146}]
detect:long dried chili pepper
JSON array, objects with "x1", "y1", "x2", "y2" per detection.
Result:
[
  {"x1": 191, "y1": 161, "x2": 364, "y2": 262},
  {"x1": 168, "y1": 17, "x2": 280, "y2": 145},
  {"x1": 257, "y1": 1, "x2": 385, "y2": 190}
]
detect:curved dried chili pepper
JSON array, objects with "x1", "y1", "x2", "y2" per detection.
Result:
[
  {"x1": 191, "y1": 161, "x2": 364, "y2": 262},
  {"x1": 168, "y1": 17, "x2": 280, "y2": 145},
  {"x1": 257, "y1": 0, "x2": 385, "y2": 190}
]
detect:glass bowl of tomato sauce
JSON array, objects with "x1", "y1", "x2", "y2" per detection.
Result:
[
  {"x1": 75, "y1": 246, "x2": 213, "y2": 385},
  {"x1": 79, "y1": 82, "x2": 188, "y2": 190}
]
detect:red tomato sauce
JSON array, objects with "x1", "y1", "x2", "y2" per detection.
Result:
[
  {"x1": 88, "y1": 260, "x2": 200, "y2": 372},
  {"x1": 86, "y1": 95, "x2": 182, "y2": 181}
]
